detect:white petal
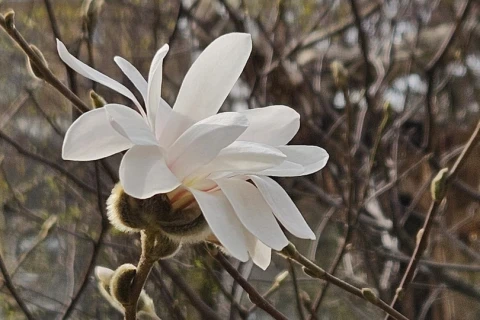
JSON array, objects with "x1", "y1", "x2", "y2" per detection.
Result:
[
  {"x1": 215, "y1": 178, "x2": 289, "y2": 251},
  {"x1": 104, "y1": 104, "x2": 158, "y2": 146},
  {"x1": 256, "y1": 161, "x2": 305, "y2": 177},
  {"x1": 173, "y1": 33, "x2": 252, "y2": 122},
  {"x1": 167, "y1": 112, "x2": 248, "y2": 180},
  {"x1": 147, "y1": 44, "x2": 169, "y2": 127},
  {"x1": 244, "y1": 232, "x2": 271, "y2": 270},
  {"x1": 56, "y1": 40, "x2": 146, "y2": 118},
  {"x1": 154, "y1": 98, "x2": 173, "y2": 140},
  {"x1": 238, "y1": 106, "x2": 300, "y2": 145},
  {"x1": 62, "y1": 108, "x2": 132, "y2": 161},
  {"x1": 276, "y1": 146, "x2": 329, "y2": 175},
  {"x1": 193, "y1": 141, "x2": 286, "y2": 176},
  {"x1": 156, "y1": 110, "x2": 195, "y2": 149},
  {"x1": 190, "y1": 189, "x2": 249, "y2": 262},
  {"x1": 95, "y1": 266, "x2": 114, "y2": 283},
  {"x1": 120, "y1": 145, "x2": 180, "y2": 199},
  {"x1": 249, "y1": 176, "x2": 315, "y2": 239},
  {"x1": 114, "y1": 56, "x2": 148, "y2": 102}
]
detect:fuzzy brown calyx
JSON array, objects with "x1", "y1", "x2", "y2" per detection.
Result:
[{"x1": 109, "y1": 263, "x2": 136, "y2": 305}]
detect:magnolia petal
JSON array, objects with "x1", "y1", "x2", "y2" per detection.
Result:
[
  {"x1": 244, "y1": 231, "x2": 271, "y2": 270},
  {"x1": 147, "y1": 44, "x2": 169, "y2": 127},
  {"x1": 104, "y1": 104, "x2": 158, "y2": 146},
  {"x1": 114, "y1": 56, "x2": 148, "y2": 102},
  {"x1": 120, "y1": 145, "x2": 180, "y2": 199},
  {"x1": 56, "y1": 40, "x2": 146, "y2": 118},
  {"x1": 173, "y1": 33, "x2": 252, "y2": 122},
  {"x1": 190, "y1": 189, "x2": 249, "y2": 262},
  {"x1": 62, "y1": 108, "x2": 132, "y2": 161},
  {"x1": 276, "y1": 146, "x2": 329, "y2": 175},
  {"x1": 156, "y1": 110, "x2": 195, "y2": 149},
  {"x1": 238, "y1": 106, "x2": 300, "y2": 145},
  {"x1": 249, "y1": 175, "x2": 315, "y2": 239},
  {"x1": 167, "y1": 112, "x2": 248, "y2": 180},
  {"x1": 154, "y1": 98, "x2": 173, "y2": 140},
  {"x1": 256, "y1": 161, "x2": 305, "y2": 177},
  {"x1": 215, "y1": 178, "x2": 289, "y2": 251},
  {"x1": 193, "y1": 141, "x2": 286, "y2": 177}
]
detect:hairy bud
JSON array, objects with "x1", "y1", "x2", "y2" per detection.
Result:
[
  {"x1": 110, "y1": 264, "x2": 136, "y2": 305},
  {"x1": 430, "y1": 168, "x2": 449, "y2": 201},
  {"x1": 89, "y1": 90, "x2": 106, "y2": 108},
  {"x1": 361, "y1": 288, "x2": 379, "y2": 304},
  {"x1": 26, "y1": 45, "x2": 48, "y2": 80},
  {"x1": 4, "y1": 10, "x2": 15, "y2": 29},
  {"x1": 330, "y1": 60, "x2": 348, "y2": 88}
]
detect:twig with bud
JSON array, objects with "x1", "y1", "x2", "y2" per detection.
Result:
[
  {"x1": 385, "y1": 118, "x2": 480, "y2": 319},
  {"x1": 280, "y1": 243, "x2": 409, "y2": 320}
]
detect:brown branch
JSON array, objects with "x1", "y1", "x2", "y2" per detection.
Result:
[
  {"x1": 0, "y1": 251, "x2": 35, "y2": 320},
  {"x1": 210, "y1": 248, "x2": 289, "y2": 320},
  {"x1": 385, "y1": 118, "x2": 480, "y2": 319},
  {"x1": 0, "y1": 12, "x2": 90, "y2": 113},
  {"x1": 288, "y1": 260, "x2": 306, "y2": 320},
  {"x1": 61, "y1": 162, "x2": 109, "y2": 320},
  {"x1": 280, "y1": 244, "x2": 409, "y2": 320},
  {"x1": 158, "y1": 261, "x2": 222, "y2": 320},
  {"x1": 422, "y1": 0, "x2": 474, "y2": 150}
]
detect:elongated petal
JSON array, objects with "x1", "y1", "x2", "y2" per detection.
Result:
[
  {"x1": 120, "y1": 145, "x2": 180, "y2": 199},
  {"x1": 244, "y1": 232, "x2": 271, "y2": 270},
  {"x1": 62, "y1": 108, "x2": 132, "y2": 160},
  {"x1": 249, "y1": 176, "x2": 315, "y2": 239},
  {"x1": 238, "y1": 106, "x2": 300, "y2": 145},
  {"x1": 276, "y1": 146, "x2": 329, "y2": 175},
  {"x1": 193, "y1": 141, "x2": 286, "y2": 177},
  {"x1": 256, "y1": 161, "x2": 305, "y2": 177},
  {"x1": 167, "y1": 112, "x2": 248, "y2": 180},
  {"x1": 104, "y1": 104, "x2": 158, "y2": 146},
  {"x1": 173, "y1": 33, "x2": 252, "y2": 122},
  {"x1": 215, "y1": 178, "x2": 288, "y2": 251},
  {"x1": 114, "y1": 56, "x2": 148, "y2": 102},
  {"x1": 147, "y1": 44, "x2": 169, "y2": 127},
  {"x1": 154, "y1": 98, "x2": 172, "y2": 140},
  {"x1": 56, "y1": 40, "x2": 146, "y2": 118},
  {"x1": 190, "y1": 189, "x2": 249, "y2": 261},
  {"x1": 156, "y1": 110, "x2": 195, "y2": 149}
]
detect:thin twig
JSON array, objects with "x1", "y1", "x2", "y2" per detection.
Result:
[
  {"x1": 210, "y1": 248, "x2": 289, "y2": 320},
  {"x1": 0, "y1": 12, "x2": 90, "y2": 113},
  {"x1": 0, "y1": 250, "x2": 36, "y2": 320},
  {"x1": 281, "y1": 244, "x2": 409, "y2": 320}
]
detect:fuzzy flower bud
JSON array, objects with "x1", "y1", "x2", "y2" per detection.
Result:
[{"x1": 110, "y1": 263, "x2": 136, "y2": 305}]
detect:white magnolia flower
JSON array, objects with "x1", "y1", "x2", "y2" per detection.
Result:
[{"x1": 58, "y1": 33, "x2": 328, "y2": 269}]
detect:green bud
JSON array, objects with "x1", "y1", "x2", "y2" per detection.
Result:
[
  {"x1": 110, "y1": 263, "x2": 136, "y2": 305},
  {"x1": 416, "y1": 228, "x2": 425, "y2": 245},
  {"x1": 396, "y1": 287, "x2": 405, "y2": 301},
  {"x1": 430, "y1": 168, "x2": 449, "y2": 201},
  {"x1": 274, "y1": 270, "x2": 289, "y2": 285},
  {"x1": 330, "y1": 60, "x2": 348, "y2": 88},
  {"x1": 89, "y1": 90, "x2": 107, "y2": 108},
  {"x1": 361, "y1": 288, "x2": 379, "y2": 304}
]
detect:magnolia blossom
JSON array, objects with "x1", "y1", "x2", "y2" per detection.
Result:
[{"x1": 59, "y1": 33, "x2": 328, "y2": 269}]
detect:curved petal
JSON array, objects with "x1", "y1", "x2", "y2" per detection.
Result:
[
  {"x1": 147, "y1": 44, "x2": 169, "y2": 127},
  {"x1": 62, "y1": 108, "x2": 132, "y2": 161},
  {"x1": 114, "y1": 56, "x2": 148, "y2": 102},
  {"x1": 238, "y1": 106, "x2": 300, "y2": 145},
  {"x1": 154, "y1": 98, "x2": 173, "y2": 140},
  {"x1": 249, "y1": 176, "x2": 315, "y2": 239},
  {"x1": 215, "y1": 178, "x2": 289, "y2": 251},
  {"x1": 244, "y1": 231, "x2": 271, "y2": 270},
  {"x1": 190, "y1": 189, "x2": 249, "y2": 262},
  {"x1": 167, "y1": 112, "x2": 248, "y2": 180},
  {"x1": 173, "y1": 33, "x2": 252, "y2": 122},
  {"x1": 56, "y1": 40, "x2": 146, "y2": 118},
  {"x1": 256, "y1": 161, "x2": 305, "y2": 177},
  {"x1": 193, "y1": 141, "x2": 286, "y2": 177},
  {"x1": 156, "y1": 110, "x2": 195, "y2": 149},
  {"x1": 120, "y1": 145, "x2": 180, "y2": 199},
  {"x1": 276, "y1": 146, "x2": 329, "y2": 175},
  {"x1": 104, "y1": 104, "x2": 158, "y2": 146}
]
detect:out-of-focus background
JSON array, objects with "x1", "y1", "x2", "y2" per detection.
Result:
[{"x1": 0, "y1": 0, "x2": 479, "y2": 319}]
